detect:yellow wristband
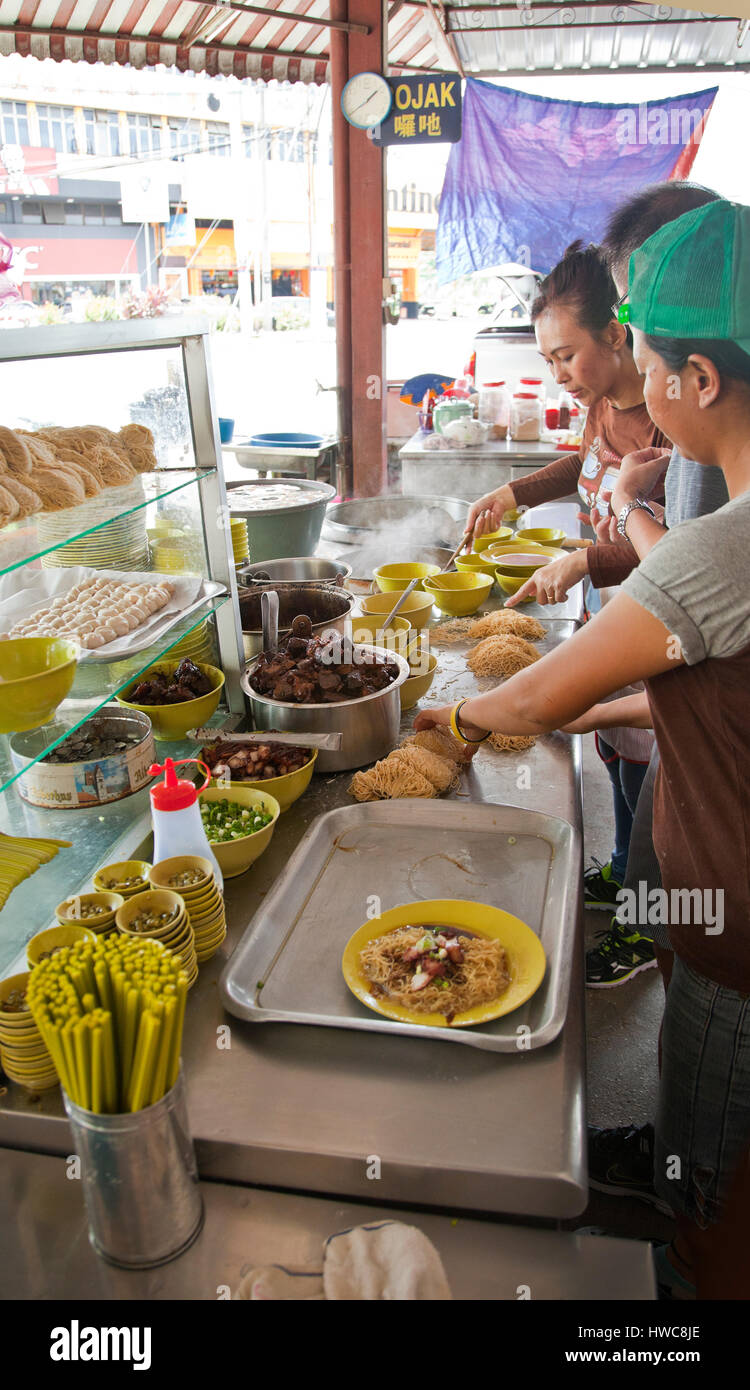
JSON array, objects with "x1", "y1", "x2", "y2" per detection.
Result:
[{"x1": 450, "y1": 700, "x2": 490, "y2": 744}]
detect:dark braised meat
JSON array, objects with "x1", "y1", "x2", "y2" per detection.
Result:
[
  {"x1": 201, "y1": 737, "x2": 312, "y2": 781},
  {"x1": 125, "y1": 657, "x2": 217, "y2": 706},
  {"x1": 248, "y1": 624, "x2": 399, "y2": 704}
]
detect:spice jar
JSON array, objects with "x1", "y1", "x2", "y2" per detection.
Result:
[
  {"x1": 478, "y1": 382, "x2": 511, "y2": 440},
  {"x1": 510, "y1": 392, "x2": 542, "y2": 442},
  {"x1": 518, "y1": 377, "x2": 545, "y2": 400}
]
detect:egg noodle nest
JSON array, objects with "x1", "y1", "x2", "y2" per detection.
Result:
[
  {"x1": 348, "y1": 727, "x2": 469, "y2": 802},
  {"x1": 359, "y1": 925, "x2": 509, "y2": 1018},
  {"x1": 431, "y1": 610, "x2": 545, "y2": 645},
  {"x1": 467, "y1": 634, "x2": 542, "y2": 678}
]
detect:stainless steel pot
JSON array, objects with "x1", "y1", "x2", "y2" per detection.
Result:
[
  {"x1": 237, "y1": 557, "x2": 353, "y2": 588},
  {"x1": 321, "y1": 494, "x2": 470, "y2": 550},
  {"x1": 241, "y1": 646, "x2": 409, "y2": 772},
  {"x1": 239, "y1": 584, "x2": 355, "y2": 660}
]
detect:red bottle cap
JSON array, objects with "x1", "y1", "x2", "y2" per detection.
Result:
[
  {"x1": 148, "y1": 757, "x2": 210, "y2": 811},
  {"x1": 484, "y1": 380, "x2": 506, "y2": 386},
  {"x1": 519, "y1": 377, "x2": 543, "y2": 384},
  {"x1": 513, "y1": 392, "x2": 538, "y2": 398}
]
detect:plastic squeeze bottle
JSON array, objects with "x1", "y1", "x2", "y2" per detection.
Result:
[{"x1": 148, "y1": 757, "x2": 223, "y2": 889}]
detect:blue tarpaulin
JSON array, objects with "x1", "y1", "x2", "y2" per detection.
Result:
[{"x1": 436, "y1": 79, "x2": 718, "y2": 284}]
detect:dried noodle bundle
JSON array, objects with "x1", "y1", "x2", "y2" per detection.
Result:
[
  {"x1": 467, "y1": 610, "x2": 545, "y2": 642},
  {"x1": 489, "y1": 732, "x2": 537, "y2": 753},
  {"x1": 349, "y1": 758, "x2": 436, "y2": 802},
  {"x1": 403, "y1": 725, "x2": 472, "y2": 765},
  {"x1": 389, "y1": 745, "x2": 458, "y2": 793},
  {"x1": 430, "y1": 617, "x2": 476, "y2": 645},
  {"x1": 467, "y1": 634, "x2": 541, "y2": 678}
]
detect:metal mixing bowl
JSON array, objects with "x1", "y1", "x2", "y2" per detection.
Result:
[
  {"x1": 237, "y1": 557, "x2": 353, "y2": 588},
  {"x1": 238, "y1": 584, "x2": 355, "y2": 659}
]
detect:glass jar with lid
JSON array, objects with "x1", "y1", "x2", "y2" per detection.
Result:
[
  {"x1": 510, "y1": 392, "x2": 542, "y2": 442},
  {"x1": 478, "y1": 381, "x2": 511, "y2": 440},
  {"x1": 518, "y1": 377, "x2": 545, "y2": 401}
]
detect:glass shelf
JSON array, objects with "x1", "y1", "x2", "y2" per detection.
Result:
[
  {"x1": 0, "y1": 469, "x2": 216, "y2": 579},
  {"x1": 0, "y1": 596, "x2": 231, "y2": 795},
  {"x1": 0, "y1": 712, "x2": 229, "y2": 976}
]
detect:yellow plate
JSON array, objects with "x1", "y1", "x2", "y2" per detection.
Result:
[{"x1": 342, "y1": 898, "x2": 546, "y2": 1029}]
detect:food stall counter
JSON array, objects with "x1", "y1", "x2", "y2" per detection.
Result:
[{"x1": 400, "y1": 432, "x2": 576, "y2": 500}]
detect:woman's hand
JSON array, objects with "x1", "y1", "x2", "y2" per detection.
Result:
[
  {"x1": 413, "y1": 704, "x2": 484, "y2": 752},
  {"x1": 504, "y1": 549, "x2": 588, "y2": 608},
  {"x1": 610, "y1": 447, "x2": 671, "y2": 516},
  {"x1": 465, "y1": 485, "x2": 516, "y2": 547},
  {"x1": 596, "y1": 490, "x2": 666, "y2": 543}
]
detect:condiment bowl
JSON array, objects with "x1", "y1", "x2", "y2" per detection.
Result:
[
  {"x1": 495, "y1": 571, "x2": 535, "y2": 602},
  {"x1": 116, "y1": 662, "x2": 225, "y2": 741},
  {"x1": 56, "y1": 891, "x2": 124, "y2": 931},
  {"x1": 0, "y1": 637, "x2": 79, "y2": 734},
  {"x1": 373, "y1": 562, "x2": 441, "y2": 592},
  {"x1": 198, "y1": 787, "x2": 280, "y2": 879},
  {"x1": 115, "y1": 889, "x2": 186, "y2": 938},
  {"x1": 0, "y1": 972, "x2": 35, "y2": 1033},
  {"x1": 148, "y1": 856, "x2": 214, "y2": 895},
  {"x1": 400, "y1": 650, "x2": 438, "y2": 711},
  {"x1": 27, "y1": 924, "x2": 96, "y2": 969},
  {"x1": 454, "y1": 553, "x2": 499, "y2": 581},
  {"x1": 359, "y1": 590, "x2": 435, "y2": 630},
  {"x1": 93, "y1": 861, "x2": 152, "y2": 898}
]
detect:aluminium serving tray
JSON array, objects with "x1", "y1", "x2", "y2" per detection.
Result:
[{"x1": 221, "y1": 800, "x2": 581, "y2": 1051}]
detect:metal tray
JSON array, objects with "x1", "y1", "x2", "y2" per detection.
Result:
[{"x1": 221, "y1": 800, "x2": 581, "y2": 1051}]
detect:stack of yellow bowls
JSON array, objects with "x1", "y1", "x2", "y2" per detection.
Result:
[
  {"x1": 231, "y1": 518, "x2": 249, "y2": 565},
  {"x1": 116, "y1": 889, "x2": 199, "y2": 988},
  {"x1": 0, "y1": 972, "x2": 59, "y2": 1092},
  {"x1": 27, "y1": 923, "x2": 95, "y2": 968},
  {"x1": 93, "y1": 861, "x2": 152, "y2": 900},
  {"x1": 55, "y1": 891, "x2": 125, "y2": 935},
  {"x1": 167, "y1": 618, "x2": 217, "y2": 667},
  {"x1": 148, "y1": 856, "x2": 226, "y2": 963}
]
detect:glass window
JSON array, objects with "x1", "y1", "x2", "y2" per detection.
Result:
[
  {"x1": 65, "y1": 202, "x2": 83, "y2": 225},
  {"x1": 36, "y1": 104, "x2": 77, "y2": 154},
  {"x1": 2, "y1": 99, "x2": 29, "y2": 146},
  {"x1": 83, "y1": 108, "x2": 120, "y2": 157},
  {"x1": 103, "y1": 204, "x2": 122, "y2": 226},
  {"x1": 169, "y1": 118, "x2": 201, "y2": 157},
  {"x1": 277, "y1": 129, "x2": 294, "y2": 161},
  {"x1": 205, "y1": 121, "x2": 230, "y2": 157},
  {"x1": 242, "y1": 124, "x2": 255, "y2": 157},
  {"x1": 83, "y1": 203, "x2": 104, "y2": 225},
  {"x1": 127, "y1": 113, "x2": 162, "y2": 157},
  {"x1": 42, "y1": 201, "x2": 65, "y2": 225},
  {"x1": 21, "y1": 201, "x2": 42, "y2": 223}
]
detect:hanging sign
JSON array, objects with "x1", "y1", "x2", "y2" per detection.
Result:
[{"x1": 371, "y1": 74, "x2": 462, "y2": 146}]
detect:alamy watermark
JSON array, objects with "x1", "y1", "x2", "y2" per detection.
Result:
[
  {"x1": 616, "y1": 882, "x2": 724, "y2": 935},
  {"x1": 616, "y1": 105, "x2": 705, "y2": 147}
]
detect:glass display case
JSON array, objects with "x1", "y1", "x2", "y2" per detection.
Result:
[{"x1": 0, "y1": 319, "x2": 245, "y2": 973}]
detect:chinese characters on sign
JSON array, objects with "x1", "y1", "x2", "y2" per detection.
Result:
[{"x1": 372, "y1": 75, "x2": 462, "y2": 147}]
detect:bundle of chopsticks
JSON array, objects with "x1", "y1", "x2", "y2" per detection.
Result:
[
  {"x1": 27, "y1": 936, "x2": 189, "y2": 1114},
  {"x1": 0, "y1": 831, "x2": 71, "y2": 911}
]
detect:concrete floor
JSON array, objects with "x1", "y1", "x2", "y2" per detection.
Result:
[{"x1": 569, "y1": 734, "x2": 674, "y2": 1245}]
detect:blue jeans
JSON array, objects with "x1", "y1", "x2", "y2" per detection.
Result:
[
  {"x1": 597, "y1": 735, "x2": 650, "y2": 883},
  {"x1": 655, "y1": 957, "x2": 750, "y2": 1226}
]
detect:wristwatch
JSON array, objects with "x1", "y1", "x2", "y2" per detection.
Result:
[{"x1": 616, "y1": 498, "x2": 656, "y2": 539}]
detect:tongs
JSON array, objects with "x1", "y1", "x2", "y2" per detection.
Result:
[
  {"x1": 380, "y1": 528, "x2": 473, "y2": 630},
  {"x1": 188, "y1": 727, "x2": 344, "y2": 751}
]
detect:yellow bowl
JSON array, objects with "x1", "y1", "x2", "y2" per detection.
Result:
[
  {"x1": 342, "y1": 898, "x2": 546, "y2": 1029},
  {"x1": 493, "y1": 546, "x2": 567, "y2": 578},
  {"x1": 454, "y1": 553, "x2": 499, "y2": 582},
  {"x1": 0, "y1": 972, "x2": 34, "y2": 1029},
  {"x1": 149, "y1": 856, "x2": 214, "y2": 894},
  {"x1": 181, "y1": 887, "x2": 223, "y2": 918},
  {"x1": 503, "y1": 509, "x2": 522, "y2": 524},
  {"x1": 400, "y1": 651, "x2": 438, "y2": 711},
  {"x1": 93, "y1": 861, "x2": 151, "y2": 897},
  {"x1": 351, "y1": 615, "x2": 412, "y2": 650},
  {"x1": 56, "y1": 891, "x2": 124, "y2": 928},
  {"x1": 116, "y1": 662, "x2": 224, "y2": 741},
  {"x1": 27, "y1": 924, "x2": 96, "y2": 969},
  {"x1": 198, "y1": 786, "x2": 280, "y2": 879},
  {"x1": 485, "y1": 539, "x2": 549, "y2": 561},
  {"x1": 495, "y1": 571, "x2": 535, "y2": 602},
  {"x1": 472, "y1": 527, "x2": 513, "y2": 553},
  {"x1": 222, "y1": 750, "x2": 318, "y2": 814},
  {"x1": 0, "y1": 637, "x2": 79, "y2": 734},
  {"x1": 116, "y1": 890, "x2": 186, "y2": 937},
  {"x1": 514, "y1": 526, "x2": 566, "y2": 545},
  {"x1": 373, "y1": 562, "x2": 441, "y2": 592},
  {"x1": 423, "y1": 572, "x2": 493, "y2": 616},
  {"x1": 359, "y1": 590, "x2": 434, "y2": 630}
]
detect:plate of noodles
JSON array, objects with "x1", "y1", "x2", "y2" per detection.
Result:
[{"x1": 342, "y1": 898, "x2": 546, "y2": 1029}]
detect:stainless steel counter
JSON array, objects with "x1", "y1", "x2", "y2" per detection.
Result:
[
  {"x1": 0, "y1": 615, "x2": 587, "y2": 1221},
  {"x1": 399, "y1": 432, "x2": 575, "y2": 500},
  {"x1": 0, "y1": 1147, "x2": 655, "y2": 1300}
]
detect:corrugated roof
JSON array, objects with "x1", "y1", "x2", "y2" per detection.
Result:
[{"x1": 0, "y1": 0, "x2": 746, "y2": 82}]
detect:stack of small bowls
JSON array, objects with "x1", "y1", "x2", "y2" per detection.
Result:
[
  {"x1": 0, "y1": 971, "x2": 59, "y2": 1092},
  {"x1": 116, "y1": 889, "x2": 199, "y2": 988},
  {"x1": 148, "y1": 857, "x2": 226, "y2": 963},
  {"x1": 231, "y1": 517, "x2": 250, "y2": 566},
  {"x1": 28, "y1": 923, "x2": 96, "y2": 968},
  {"x1": 55, "y1": 891, "x2": 125, "y2": 936},
  {"x1": 93, "y1": 861, "x2": 152, "y2": 900},
  {"x1": 167, "y1": 618, "x2": 218, "y2": 667}
]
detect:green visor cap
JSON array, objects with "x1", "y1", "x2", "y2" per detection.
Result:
[{"x1": 628, "y1": 199, "x2": 750, "y2": 354}]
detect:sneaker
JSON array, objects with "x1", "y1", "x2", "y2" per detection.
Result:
[
  {"x1": 588, "y1": 1123, "x2": 673, "y2": 1216},
  {"x1": 586, "y1": 916, "x2": 657, "y2": 988},
  {"x1": 584, "y1": 857, "x2": 623, "y2": 910}
]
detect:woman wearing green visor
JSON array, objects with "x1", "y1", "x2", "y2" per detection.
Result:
[{"x1": 415, "y1": 199, "x2": 750, "y2": 1296}]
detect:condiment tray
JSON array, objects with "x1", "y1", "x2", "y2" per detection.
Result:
[{"x1": 221, "y1": 800, "x2": 581, "y2": 1051}]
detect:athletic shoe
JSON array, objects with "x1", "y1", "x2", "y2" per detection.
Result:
[
  {"x1": 583, "y1": 857, "x2": 623, "y2": 911},
  {"x1": 588, "y1": 1123, "x2": 673, "y2": 1216},
  {"x1": 586, "y1": 916, "x2": 657, "y2": 988}
]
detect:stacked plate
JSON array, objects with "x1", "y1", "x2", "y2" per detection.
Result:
[
  {"x1": 148, "y1": 856, "x2": 226, "y2": 963},
  {"x1": 0, "y1": 971, "x2": 59, "y2": 1093},
  {"x1": 167, "y1": 618, "x2": 218, "y2": 667},
  {"x1": 40, "y1": 507, "x2": 149, "y2": 572},
  {"x1": 93, "y1": 861, "x2": 152, "y2": 900},
  {"x1": 116, "y1": 889, "x2": 199, "y2": 988},
  {"x1": 230, "y1": 518, "x2": 249, "y2": 565},
  {"x1": 55, "y1": 891, "x2": 125, "y2": 935}
]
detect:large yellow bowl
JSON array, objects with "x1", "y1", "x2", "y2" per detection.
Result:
[
  {"x1": 360, "y1": 590, "x2": 434, "y2": 630},
  {"x1": 400, "y1": 650, "x2": 438, "y2": 711},
  {"x1": 454, "y1": 552, "x2": 499, "y2": 581},
  {"x1": 423, "y1": 571, "x2": 493, "y2": 616},
  {"x1": 116, "y1": 661, "x2": 224, "y2": 740},
  {"x1": 485, "y1": 538, "x2": 548, "y2": 561},
  {"x1": 515, "y1": 526, "x2": 566, "y2": 545},
  {"x1": 198, "y1": 786, "x2": 280, "y2": 878},
  {"x1": 495, "y1": 571, "x2": 535, "y2": 602},
  {"x1": 492, "y1": 546, "x2": 567, "y2": 578},
  {"x1": 342, "y1": 898, "x2": 546, "y2": 1029},
  {"x1": 0, "y1": 637, "x2": 78, "y2": 734},
  {"x1": 213, "y1": 750, "x2": 318, "y2": 814},
  {"x1": 373, "y1": 562, "x2": 441, "y2": 592},
  {"x1": 472, "y1": 526, "x2": 513, "y2": 553}
]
